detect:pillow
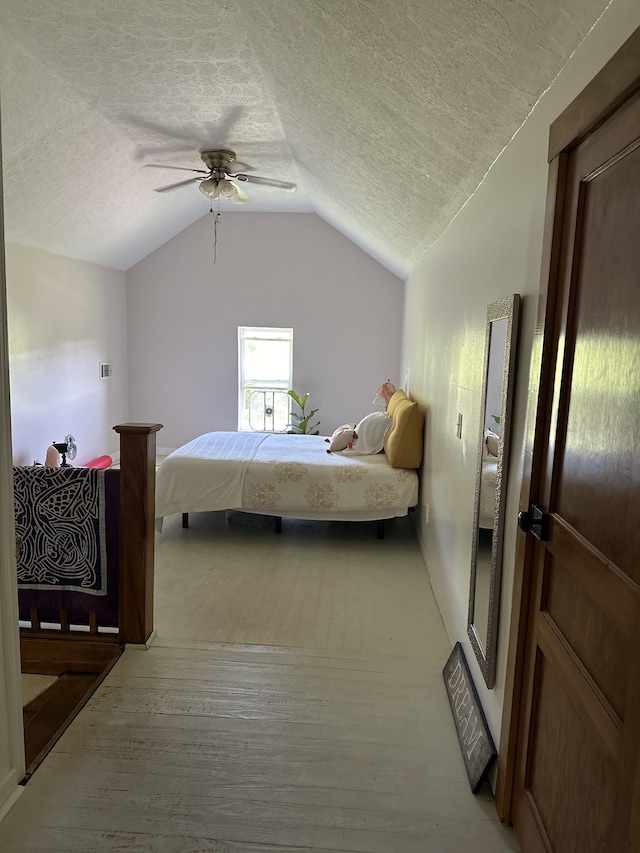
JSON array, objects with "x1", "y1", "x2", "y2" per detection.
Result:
[
  {"x1": 383, "y1": 390, "x2": 424, "y2": 468},
  {"x1": 342, "y1": 411, "x2": 392, "y2": 455},
  {"x1": 485, "y1": 429, "x2": 500, "y2": 457},
  {"x1": 325, "y1": 424, "x2": 357, "y2": 452}
]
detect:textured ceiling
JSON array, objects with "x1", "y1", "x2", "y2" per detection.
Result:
[{"x1": 0, "y1": 0, "x2": 609, "y2": 277}]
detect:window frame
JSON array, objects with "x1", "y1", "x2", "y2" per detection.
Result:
[{"x1": 237, "y1": 326, "x2": 293, "y2": 432}]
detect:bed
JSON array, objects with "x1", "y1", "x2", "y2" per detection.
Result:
[
  {"x1": 155, "y1": 389, "x2": 424, "y2": 536},
  {"x1": 478, "y1": 455, "x2": 498, "y2": 529}
]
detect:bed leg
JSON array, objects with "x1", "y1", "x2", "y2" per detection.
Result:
[
  {"x1": 275, "y1": 517, "x2": 282, "y2": 534},
  {"x1": 377, "y1": 520, "x2": 385, "y2": 540},
  {"x1": 182, "y1": 513, "x2": 189, "y2": 529}
]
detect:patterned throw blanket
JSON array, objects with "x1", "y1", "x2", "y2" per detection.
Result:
[{"x1": 14, "y1": 466, "x2": 108, "y2": 595}]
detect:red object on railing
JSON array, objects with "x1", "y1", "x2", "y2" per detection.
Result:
[{"x1": 85, "y1": 455, "x2": 113, "y2": 469}]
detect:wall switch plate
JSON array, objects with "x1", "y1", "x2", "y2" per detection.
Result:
[
  {"x1": 456, "y1": 413, "x2": 463, "y2": 439},
  {"x1": 424, "y1": 504, "x2": 429, "y2": 524}
]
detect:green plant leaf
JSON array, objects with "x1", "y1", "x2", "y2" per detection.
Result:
[
  {"x1": 287, "y1": 389, "x2": 302, "y2": 408},
  {"x1": 286, "y1": 389, "x2": 320, "y2": 434}
]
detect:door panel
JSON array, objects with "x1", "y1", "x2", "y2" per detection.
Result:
[
  {"x1": 527, "y1": 652, "x2": 618, "y2": 852},
  {"x1": 512, "y1": 87, "x2": 640, "y2": 852},
  {"x1": 543, "y1": 533, "x2": 631, "y2": 719},
  {"x1": 555, "y1": 142, "x2": 640, "y2": 580}
]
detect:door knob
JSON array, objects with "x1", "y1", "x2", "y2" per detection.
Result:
[
  {"x1": 517, "y1": 504, "x2": 549, "y2": 541},
  {"x1": 517, "y1": 510, "x2": 531, "y2": 533}
]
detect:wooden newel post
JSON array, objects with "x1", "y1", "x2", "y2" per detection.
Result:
[{"x1": 113, "y1": 422, "x2": 163, "y2": 646}]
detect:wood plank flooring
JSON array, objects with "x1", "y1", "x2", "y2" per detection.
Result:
[
  {"x1": 154, "y1": 512, "x2": 451, "y2": 657},
  {"x1": 0, "y1": 511, "x2": 519, "y2": 851}
]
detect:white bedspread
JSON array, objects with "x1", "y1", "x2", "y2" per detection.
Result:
[
  {"x1": 479, "y1": 456, "x2": 498, "y2": 528},
  {"x1": 155, "y1": 431, "x2": 419, "y2": 526}
]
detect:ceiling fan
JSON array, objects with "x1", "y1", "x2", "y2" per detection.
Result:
[{"x1": 147, "y1": 149, "x2": 296, "y2": 203}]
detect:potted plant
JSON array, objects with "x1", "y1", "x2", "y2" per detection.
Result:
[{"x1": 286, "y1": 390, "x2": 321, "y2": 435}]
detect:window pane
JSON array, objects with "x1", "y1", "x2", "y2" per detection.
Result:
[
  {"x1": 243, "y1": 339, "x2": 291, "y2": 384},
  {"x1": 247, "y1": 390, "x2": 290, "y2": 432}
]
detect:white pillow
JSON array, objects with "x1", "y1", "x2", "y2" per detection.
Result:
[
  {"x1": 485, "y1": 429, "x2": 500, "y2": 457},
  {"x1": 342, "y1": 411, "x2": 392, "y2": 455}
]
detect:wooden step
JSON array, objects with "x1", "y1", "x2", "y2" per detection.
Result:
[{"x1": 22, "y1": 658, "x2": 120, "y2": 779}]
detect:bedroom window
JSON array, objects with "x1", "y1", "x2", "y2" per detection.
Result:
[{"x1": 238, "y1": 326, "x2": 293, "y2": 431}]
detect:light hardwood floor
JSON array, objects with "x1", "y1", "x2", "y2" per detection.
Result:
[{"x1": 0, "y1": 511, "x2": 519, "y2": 852}]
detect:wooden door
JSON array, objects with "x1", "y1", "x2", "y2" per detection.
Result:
[{"x1": 510, "y1": 77, "x2": 640, "y2": 851}]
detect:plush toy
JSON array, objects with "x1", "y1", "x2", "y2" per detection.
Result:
[
  {"x1": 325, "y1": 424, "x2": 357, "y2": 452},
  {"x1": 373, "y1": 380, "x2": 397, "y2": 408}
]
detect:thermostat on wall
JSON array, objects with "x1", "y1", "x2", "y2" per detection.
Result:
[{"x1": 99, "y1": 362, "x2": 113, "y2": 379}]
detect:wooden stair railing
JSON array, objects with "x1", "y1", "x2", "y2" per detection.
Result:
[
  {"x1": 113, "y1": 422, "x2": 163, "y2": 646},
  {"x1": 20, "y1": 423, "x2": 163, "y2": 778}
]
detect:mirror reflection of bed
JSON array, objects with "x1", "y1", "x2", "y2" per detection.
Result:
[
  {"x1": 473, "y1": 527, "x2": 493, "y2": 652},
  {"x1": 474, "y1": 436, "x2": 500, "y2": 652}
]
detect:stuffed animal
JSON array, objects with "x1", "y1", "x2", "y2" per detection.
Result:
[
  {"x1": 373, "y1": 380, "x2": 397, "y2": 408},
  {"x1": 325, "y1": 424, "x2": 357, "y2": 452}
]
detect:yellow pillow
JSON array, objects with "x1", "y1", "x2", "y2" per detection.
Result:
[{"x1": 384, "y1": 390, "x2": 424, "y2": 468}]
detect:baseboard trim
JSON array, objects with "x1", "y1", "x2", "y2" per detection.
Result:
[
  {"x1": 124, "y1": 629, "x2": 157, "y2": 650},
  {"x1": 0, "y1": 781, "x2": 23, "y2": 823},
  {"x1": 415, "y1": 525, "x2": 457, "y2": 648}
]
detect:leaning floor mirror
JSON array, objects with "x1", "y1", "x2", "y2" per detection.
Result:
[{"x1": 468, "y1": 294, "x2": 520, "y2": 688}]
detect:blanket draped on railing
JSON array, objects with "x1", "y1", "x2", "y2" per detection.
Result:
[{"x1": 14, "y1": 466, "x2": 120, "y2": 627}]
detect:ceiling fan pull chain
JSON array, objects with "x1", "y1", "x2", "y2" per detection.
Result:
[{"x1": 210, "y1": 204, "x2": 221, "y2": 263}]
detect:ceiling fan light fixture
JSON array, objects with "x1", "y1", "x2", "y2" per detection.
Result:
[
  {"x1": 199, "y1": 178, "x2": 219, "y2": 199},
  {"x1": 218, "y1": 179, "x2": 238, "y2": 199}
]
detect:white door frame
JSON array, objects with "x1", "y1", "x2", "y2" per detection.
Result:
[{"x1": 0, "y1": 96, "x2": 26, "y2": 814}]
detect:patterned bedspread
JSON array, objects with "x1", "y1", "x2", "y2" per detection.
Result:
[{"x1": 155, "y1": 431, "x2": 419, "y2": 524}]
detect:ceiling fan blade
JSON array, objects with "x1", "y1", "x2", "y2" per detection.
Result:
[
  {"x1": 125, "y1": 107, "x2": 246, "y2": 157},
  {"x1": 154, "y1": 177, "x2": 203, "y2": 192},
  {"x1": 145, "y1": 163, "x2": 208, "y2": 174},
  {"x1": 238, "y1": 174, "x2": 297, "y2": 191},
  {"x1": 232, "y1": 185, "x2": 249, "y2": 204},
  {"x1": 226, "y1": 161, "x2": 255, "y2": 173}
]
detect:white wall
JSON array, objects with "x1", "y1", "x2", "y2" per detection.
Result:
[
  {"x1": 6, "y1": 244, "x2": 129, "y2": 466},
  {"x1": 1, "y1": 240, "x2": 129, "y2": 812},
  {"x1": 0, "y1": 111, "x2": 25, "y2": 818},
  {"x1": 126, "y1": 212, "x2": 404, "y2": 450},
  {"x1": 403, "y1": 0, "x2": 640, "y2": 742}
]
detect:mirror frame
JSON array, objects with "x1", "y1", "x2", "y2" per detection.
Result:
[{"x1": 467, "y1": 293, "x2": 520, "y2": 688}]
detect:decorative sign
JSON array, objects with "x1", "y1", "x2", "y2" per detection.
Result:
[{"x1": 443, "y1": 642, "x2": 497, "y2": 793}]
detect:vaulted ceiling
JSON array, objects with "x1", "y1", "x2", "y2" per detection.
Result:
[{"x1": 0, "y1": 1, "x2": 609, "y2": 278}]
